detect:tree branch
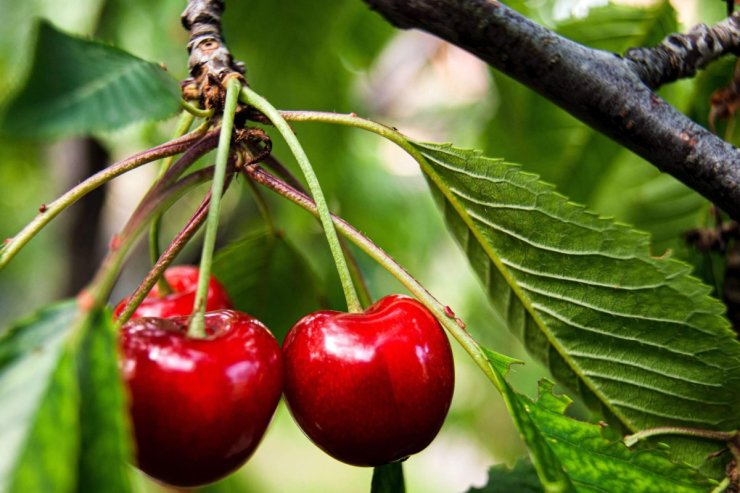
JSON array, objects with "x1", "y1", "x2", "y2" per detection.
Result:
[
  {"x1": 363, "y1": 0, "x2": 740, "y2": 220},
  {"x1": 181, "y1": 0, "x2": 245, "y2": 108},
  {"x1": 626, "y1": 15, "x2": 740, "y2": 88}
]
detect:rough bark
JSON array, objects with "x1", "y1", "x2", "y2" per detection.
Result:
[
  {"x1": 363, "y1": 0, "x2": 740, "y2": 219},
  {"x1": 181, "y1": 0, "x2": 245, "y2": 108}
]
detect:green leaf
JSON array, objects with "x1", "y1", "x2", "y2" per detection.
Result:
[
  {"x1": 1, "y1": 21, "x2": 180, "y2": 138},
  {"x1": 75, "y1": 308, "x2": 132, "y2": 493},
  {"x1": 212, "y1": 229, "x2": 326, "y2": 342},
  {"x1": 465, "y1": 460, "x2": 543, "y2": 493},
  {"x1": 482, "y1": 349, "x2": 714, "y2": 493},
  {"x1": 416, "y1": 141, "x2": 740, "y2": 467},
  {"x1": 0, "y1": 301, "x2": 80, "y2": 493},
  {"x1": 0, "y1": 303, "x2": 133, "y2": 493},
  {"x1": 371, "y1": 463, "x2": 405, "y2": 493}
]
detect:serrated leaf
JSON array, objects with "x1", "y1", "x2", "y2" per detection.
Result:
[
  {"x1": 212, "y1": 229, "x2": 326, "y2": 342},
  {"x1": 481, "y1": 349, "x2": 714, "y2": 493},
  {"x1": 415, "y1": 141, "x2": 740, "y2": 467},
  {"x1": 75, "y1": 308, "x2": 132, "y2": 493},
  {"x1": 0, "y1": 301, "x2": 80, "y2": 493},
  {"x1": 483, "y1": 348, "x2": 576, "y2": 492},
  {"x1": 0, "y1": 21, "x2": 180, "y2": 138},
  {"x1": 465, "y1": 459, "x2": 543, "y2": 493}
]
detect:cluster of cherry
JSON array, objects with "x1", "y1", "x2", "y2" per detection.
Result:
[{"x1": 114, "y1": 265, "x2": 455, "y2": 487}]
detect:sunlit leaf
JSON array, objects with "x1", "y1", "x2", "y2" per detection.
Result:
[
  {"x1": 0, "y1": 302, "x2": 133, "y2": 493},
  {"x1": 0, "y1": 301, "x2": 80, "y2": 493},
  {"x1": 0, "y1": 21, "x2": 180, "y2": 138},
  {"x1": 482, "y1": 349, "x2": 714, "y2": 493},
  {"x1": 416, "y1": 141, "x2": 740, "y2": 468}
]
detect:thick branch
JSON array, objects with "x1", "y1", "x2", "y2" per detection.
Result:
[
  {"x1": 181, "y1": 0, "x2": 245, "y2": 108},
  {"x1": 627, "y1": 14, "x2": 740, "y2": 88},
  {"x1": 363, "y1": 0, "x2": 740, "y2": 220}
]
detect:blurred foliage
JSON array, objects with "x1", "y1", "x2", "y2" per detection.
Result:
[
  {"x1": 0, "y1": 22, "x2": 180, "y2": 138},
  {"x1": 0, "y1": 0, "x2": 738, "y2": 492},
  {"x1": 466, "y1": 460, "x2": 543, "y2": 493}
]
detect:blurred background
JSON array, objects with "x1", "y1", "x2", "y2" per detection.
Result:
[{"x1": 0, "y1": 0, "x2": 732, "y2": 491}]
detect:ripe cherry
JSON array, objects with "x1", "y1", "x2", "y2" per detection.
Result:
[
  {"x1": 282, "y1": 294, "x2": 454, "y2": 466},
  {"x1": 113, "y1": 265, "x2": 232, "y2": 319},
  {"x1": 120, "y1": 310, "x2": 283, "y2": 487}
]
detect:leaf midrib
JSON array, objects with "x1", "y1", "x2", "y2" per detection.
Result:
[
  {"x1": 39, "y1": 62, "x2": 150, "y2": 116},
  {"x1": 418, "y1": 144, "x2": 655, "y2": 433}
]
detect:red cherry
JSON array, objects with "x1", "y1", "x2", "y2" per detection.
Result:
[
  {"x1": 113, "y1": 265, "x2": 232, "y2": 319},
  {"x1": 120, "y1": 310, "x2": 283, "y2": 487},
  {"x1": 282, "y1": 294, "x2": 454, "y2": 466}
]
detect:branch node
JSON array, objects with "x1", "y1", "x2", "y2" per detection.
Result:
[{"x1": 181, "y1": 0, "x2": 246, "y2": 111}]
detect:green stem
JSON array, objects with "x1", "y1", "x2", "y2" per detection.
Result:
[
  {"x1": 624, "y1": 427, "x2": 737, "y2": 447},
  {"x1": 84, "y1": 167, "x2": 216, "y2": 309},
  {"x1": 246, "y1": 166, "x2": 497, "y2": 387},
  {"x1": 189, "y1": 78, "x2": 241, "y2": 338},
  {"x1": 181, "y1": 99, "x2": 215, "y2": 119},
  {"x1": 345, "y1": 241, "x2": 373, "y2": 309},
  {"x1": 241, "y1": 87, "x2": 362, "y2": 313},
  {"x1": 0, "y1": 132, "x2": 203, "y2": 271},
  {"x1": 116, "y1": 192, "x2": 213, "y2": 327},
  {"x1": 149, "y1": 111, "x2": 197, "y2": 295},
  {"x1": 262, "y1": 154, "x2": 371, "y2": 305},
  {"x1": 274, "y1": 110, "x2": 501, "y2": 377},
  {"x1": 245, "y1": 175, "x2": 277, "y2": 235},
  {"x1": 371, "y1": 462, "x2": 405, "y2": 493},
  {"x1": 709, "y1": 477, "x2": 730, "y2": 493}
]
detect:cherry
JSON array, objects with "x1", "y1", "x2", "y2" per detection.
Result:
[
  {"x1": 120, "y1": 309, "x2": 283, "y2": 487},
  {"x1": 282, "y1": 294, "x2": 454, "y2": 467},
  {"x1": 113, "y1": 265, "x2": 232, "y2": 319}
]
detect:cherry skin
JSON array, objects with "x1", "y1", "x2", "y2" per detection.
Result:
[
  {"x1": 113, "y1": 265, "x2": 232, "y2": 319},
  {"x1": 282, "y1": 294, "x2": 454, "y2": 467},
  {"x1": 120, "y1": 309, "x2": 283, "y2": 487}
]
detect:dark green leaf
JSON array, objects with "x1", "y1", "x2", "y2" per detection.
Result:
[
  {"x1": 465, "y1": 460, "x2": 543, "y2": 493},
  {"x1": 371, "y1": 463, "x2": 405, "y2": 493},
  {"x1": 1, "y1": 21, "x2": 180, "y2": 138},
  {"x1": 75, "y1": 308, "x2": 132, "y2": 493},
  {"x1": 213, "y1": 229, "x2": 326, "y2": 342},
  {"x1": 0, "y1": 301, "x2": 80, "y2": 493},
  {"x1": 416, "y1": 141, "x2": 740, "y2": 468}
]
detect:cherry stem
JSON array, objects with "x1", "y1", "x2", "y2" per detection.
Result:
[
  {"x1": 244, "y1": 174, "x2": 277, "y2": 236},
  {"x1": 260, "y1": 153, "x2": 373, "y2": 307},
  {"x1": 245, "y1": 166, "x2": 497, "y2": 386},
  {"x1": 710, "y1": 477, "x2": 731, "y2": 493},
  {"x1": 189, "y1": 77, "x2": 241, "y2": 338},
  {"x1": 116, "y1": 190, "x2": 214, "y2": 327},
  {"x1": 624, "y1": 427, "x2": 738, "y2": 448},
  {"x1": 240, "y1": 87, "x2": 362, "y2": 313},
  {"x1": 181, "y1": 99, "x2": 215, "y2": 119},
  {"x1": 0, "y1": 131, "x2": 205, "y2": 272},
  {"x1": 149, "y1": 110, "x2": 196, "y2": 296},
  {"x1": 371, "y1": 462, "x2": 405, "y2": 493},
  {"x1": 84, "y1": 167, "x2": 217, "y2": 309}
]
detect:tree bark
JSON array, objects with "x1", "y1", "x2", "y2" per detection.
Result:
[{"x1": 363, "y1": 0, "x2": 740, "y2": 219}]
